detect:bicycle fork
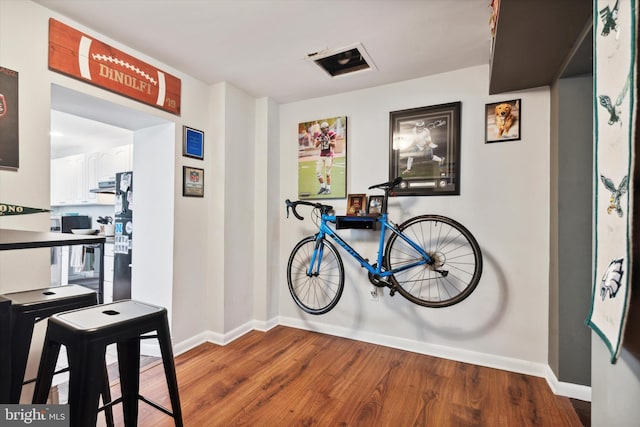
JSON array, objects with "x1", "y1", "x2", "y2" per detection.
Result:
[{"x1": 306, "y1": 237, "x2": 326, "y2": 277}]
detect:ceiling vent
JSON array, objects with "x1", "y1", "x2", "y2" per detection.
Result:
[{"x1": 308, "y1": 43, "x2": 377, "y2": 77}]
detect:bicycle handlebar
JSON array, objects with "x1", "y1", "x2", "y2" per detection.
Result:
[
  {"x1": 286, "y1": 178, "x2": 402, "y2": 221},
  {"x1": 285, "y1": 199, "x2": 333, "y2": 221}
]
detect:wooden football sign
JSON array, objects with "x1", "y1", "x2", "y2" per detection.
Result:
[{"x1": 48, "y1": 18, "x2": 181, "y2": 115}]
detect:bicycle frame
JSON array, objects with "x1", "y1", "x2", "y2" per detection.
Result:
[{"x1": 306, "y1": 212, "x2": 434, "y2": 279}]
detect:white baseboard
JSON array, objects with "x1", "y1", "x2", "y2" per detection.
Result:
[
  {"x1": 172, "y1": 316, "x2": 591, "y2": 402},
  {"x1": 173, "y1": 317, "x2": 279, "y2": 355},
  {"x1": 544, "y1": 365, "x2": 592, "y2": 401}
]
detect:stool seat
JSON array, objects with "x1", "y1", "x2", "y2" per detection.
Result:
[
  {"x1": 53, "y1": 300, "x2": 164, "y2": 333},
  {"x1": 3, "y1": 285, "x2": 96, "y2": 312},
  {"x1": 33, "y1": 300, "x2": 183, "y2": 427},
  {"x1": 1, "y1": 285, "x2": 99, "y2": 404}
]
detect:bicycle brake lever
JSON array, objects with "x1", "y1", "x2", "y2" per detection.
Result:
[{"x1": 285, "y1": 199, "x2": 291, "y2": 218}]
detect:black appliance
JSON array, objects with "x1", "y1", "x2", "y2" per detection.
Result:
[
  {"x1": 61, "y1": 215, "x2": 91, "y2": 233},
  {"x1": 113, "y1": 171, "x2": 133, "y2": 301}
]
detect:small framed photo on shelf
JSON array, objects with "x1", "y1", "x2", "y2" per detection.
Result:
[
  {"x1": 485, "y1": 99, "x2": 521, "y2": 143},
  {"x1": 183, "y1": 126, "x2": 204, "y2": 159},
  {"x1": 367, "y1": 195, "x2": 384, "y2": 216},
  {"x1": 346, "y1": 194, "x2": 366, "y2": 216},
  {"x1": 183, "y1": 166, "x2": 204, "y2": 197}
]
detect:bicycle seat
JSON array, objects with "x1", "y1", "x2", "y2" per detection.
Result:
[{"x1": 368, "y1": 177, "x2": 403, "y2": 191}]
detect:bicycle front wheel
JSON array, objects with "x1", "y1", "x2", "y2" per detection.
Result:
[
  {"x1": 384, "y1": 215, "x2": 482, "y2": 307},
  {"x1": 287, "y1": 236, "x2": 345, "y2": 314}
]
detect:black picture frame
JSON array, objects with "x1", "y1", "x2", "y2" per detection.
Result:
[
  {"x1": 389, "y1": 102, "x2": 461, "y2": 196},
  {"x1": 0, "y1": 66, "x2": 19, "y2": 170},
  {"x1": 367, "y1": 195, "x2": 384, "y2": 216},
  {"x1": 183, "y1": 126, "x2": 204, "y2": 159},
  {"x1": 182, "y1": 166, "x2": 204, "y2": 197},
  {"x1": 485, "y1": 99, "x2": 521, "y2": 143}
]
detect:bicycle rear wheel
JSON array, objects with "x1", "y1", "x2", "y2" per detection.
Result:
[
  {"x1": 384, "y1": 215, "x2": 482, "y2": 307},
  {"x1": 287, "y1": 236, "x2": 345, "y2": 314}
]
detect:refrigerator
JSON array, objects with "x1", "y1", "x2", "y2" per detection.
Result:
[{"x1": 113, "y1": 171, "x2": 133, "y2": 301}]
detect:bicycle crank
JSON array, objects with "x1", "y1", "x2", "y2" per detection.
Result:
[{"x1": 367, "y1": 263, "x2": 390, "y2": 288}]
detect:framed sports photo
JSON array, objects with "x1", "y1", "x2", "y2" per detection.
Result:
[
  {"x1": 183, "y1": 166, "x2": 204, "y2": 197},
  {"x1": 297, "y1": 116, "x2": 347, "y2": 200},
  {"x1": 183, "y1": 126, "x2": 204, "y2": 159},
  {"x1": 389, "y1": 102, "x2": 461, "y2": 196},
  {"x1": 346, "y1": 194, "x2": 366, "y2": 216},
  {"x1": 485, "y1": 99, "x2": 521, "y2": 143},
  {"x1": 367, "y1": 195, "x2": 384, "y2": 216}
]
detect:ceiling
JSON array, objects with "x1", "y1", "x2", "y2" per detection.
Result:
[
  {"x1": 35, "y1": 0, "x2": 493, "y2": 105},
  {"x1": 37, "y1": 1, "x2": 591, "y2": 156}
]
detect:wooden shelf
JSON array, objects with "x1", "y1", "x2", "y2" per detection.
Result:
[{"x1": 489, "y1": 0, "x2": 592, "y2": 94}]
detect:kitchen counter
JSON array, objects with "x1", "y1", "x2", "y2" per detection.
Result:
[
  {"x1": 0, "y1": 228, "x2": 106, "y2": 303},
  {"x1": 0, "y1": 228, "x2": 105, "y2": 250},
  {"x1": 0, "y1": 229, "x2": 106, "y2": 403}
]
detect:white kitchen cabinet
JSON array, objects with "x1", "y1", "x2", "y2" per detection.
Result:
[
  {"x1": 98, "y1": 145, "x2": 132, "y2": 181},
  {"x1": 51, "y1": 154, "x2": 84, "y2": 205},
  {"x1": 50, "y1": 144, "x2": 131, "y2": 206},
  {"x1": 85, "y1": 152, "x2": 99, "y2": 204}
]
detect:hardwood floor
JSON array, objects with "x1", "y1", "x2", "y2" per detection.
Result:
[{"x1": 105, "y1": 326, "x2": 585, "y2": 426}]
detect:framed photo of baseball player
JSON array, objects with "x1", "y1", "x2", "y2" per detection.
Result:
[
  {"x1": 485, "y1": 99, "x2": 521, "y2": 143},
  {"x1": 389, "y1": 102, "x2": 461, "y2": 196},
  {"x1": 297, "y1": 116, "x2": 347, "y2": 200}
]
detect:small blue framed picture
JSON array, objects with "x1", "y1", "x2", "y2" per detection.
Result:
[{"x1": 183, "y1": 126, "x2": 204, "y2": 159}]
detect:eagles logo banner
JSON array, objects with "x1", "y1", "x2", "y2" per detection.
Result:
[{"x1": 588, "y1": 0, "x2": 637, "y2": 363}]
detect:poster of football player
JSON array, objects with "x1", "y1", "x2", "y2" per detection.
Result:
[
  {"x1": 389, "y1": 102, "x2": 460, "y2": 196},
  {"x1": 0, "y1": 66, "x2": 19, "y2": 170},
  {"x1": 297, "y1": 116, "x2": 347, "y2": 200}
]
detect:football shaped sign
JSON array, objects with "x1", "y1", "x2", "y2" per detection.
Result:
[{"x1": 48, "y1": 18, "x2": 181, "y2": 115}]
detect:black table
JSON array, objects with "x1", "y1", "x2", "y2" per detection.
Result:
[{"x1": 0, "y1": 228, "x2": 106, "y2": 403}]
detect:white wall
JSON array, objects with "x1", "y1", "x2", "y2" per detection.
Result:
[
  {"x1": 0, "y1": 0, "x2": 54, "y2": 292},
  {"x1": 592, "y1": 340, "x2": 640, "y2": 426},
  {"x1": 278, "y1": 65, "x2": 553, "y2": 373},
  {"x1": 222, "y1": 84, "x2": 257, "y2": 333},
  {"x1": 253, "y1": 97, "x2": 281, "y2": 327},
  {"x1": 131, "y1": 124, "x2": 175, "y2": 312},
  {"x1": 0, "y1": 1, "x2": 215, "y2": 347}
]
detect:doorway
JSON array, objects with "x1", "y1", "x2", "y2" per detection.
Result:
[{"x1": 50, "y1": 84, "x2": 176, "y2": 315}]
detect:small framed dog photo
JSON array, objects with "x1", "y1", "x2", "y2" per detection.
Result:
[{"x1": 485, "y1": 99, "x2": 521, "y2": 143}]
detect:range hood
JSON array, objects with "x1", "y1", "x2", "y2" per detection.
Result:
[
  {"x1": 90, "y1": 177, "x2": 116, "y2": 194},
  {"x1": 89, "y1": 186, "x2": 115, "y2": 194}
]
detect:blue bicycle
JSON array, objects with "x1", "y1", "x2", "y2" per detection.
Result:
[{"x1": 285, "y1": 177, "x2": 483, "y2": 314}]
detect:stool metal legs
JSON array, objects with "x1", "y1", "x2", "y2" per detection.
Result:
[
  {"x1": 33, "y1": 338, "x2": 114, "y2": 427},
  {"x1": 8, "y1": 315, "x2": 36, "y2": 403},
  {"x1": 117, "y1": 338, "x2": 141, "y2": 426},
  {"x1": 33, "y1": 300, "x2": 183, "y2": 427},
  {"x1": 158, "y1": 317, "x2": 183, "y2": 427}
]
